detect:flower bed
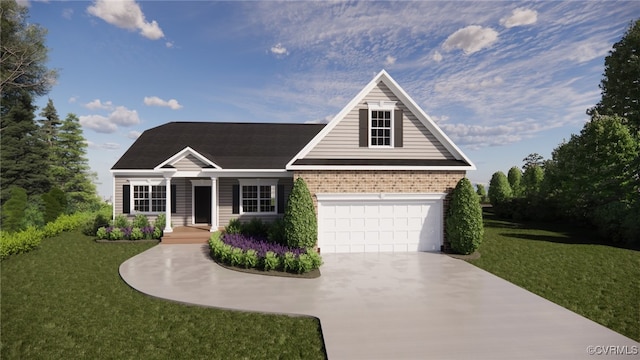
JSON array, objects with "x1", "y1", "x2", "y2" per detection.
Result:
[
  {"x1": 209, "y1": 232, "x2": 322, "y2": 274},
  {"x1": 96, "y1": 226, "x2": 161, "y2": 241}
]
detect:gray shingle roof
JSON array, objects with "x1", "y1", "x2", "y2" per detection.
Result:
[{"x1": 111, "y1": 122, "x2": 325, "y2": 170}]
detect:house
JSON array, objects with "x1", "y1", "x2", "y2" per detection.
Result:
[{"x1": 110, "y1": 70, "x2": 475, "y2": 253}]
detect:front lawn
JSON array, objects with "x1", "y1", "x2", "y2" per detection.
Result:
[
  {"x1": 470, "y1": 211, "x2": 640, "y2": 341},
  {"x1": 1, "y1": 231, "x2": 326, "y2": 359}
]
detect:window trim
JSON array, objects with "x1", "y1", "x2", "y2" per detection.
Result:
[
  {"x1": 367, "y1": 101, "x2": 396, "y2": 148},
  {"x1": 128, "y1": 179, "x2": 167, "y2": 215},
  {"x1": 238, "y1": 179, "x2": 279, "y2": 215}
]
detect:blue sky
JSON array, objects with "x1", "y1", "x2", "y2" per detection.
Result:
[{"x1": 24, "y1": 0, "x2": 640, "y2": 199}]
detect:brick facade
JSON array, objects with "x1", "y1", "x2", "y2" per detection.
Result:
[{"x1": 294, "y1": 170, "x2": 466, "y2": 251}]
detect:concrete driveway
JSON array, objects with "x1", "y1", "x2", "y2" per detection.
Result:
[{"x1": 119, "y1": 245, "x2": 638, "y2": 359}]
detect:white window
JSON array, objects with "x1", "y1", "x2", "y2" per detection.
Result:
[
  {"x1": 368, "y1": 101, "x2": 396, "y2": 147},
  {"x1": 239, "y1": 180, "x2": 277, "y2": 214},
  {"x1": 130, "y1": 179, "x2": 167, "y2": 213}
]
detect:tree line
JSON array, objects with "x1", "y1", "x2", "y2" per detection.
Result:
[
  {"x1": 1, "y1": 0, "x2": 100, "y2": 232},
  {"x1": 483, "y1": 19, "x2": 640, "y2": 246}
]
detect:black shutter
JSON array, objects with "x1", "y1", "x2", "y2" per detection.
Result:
[
  {"x1": 277, "y1": 184, "x2": 285, "y2": 214},
  {"x1": 232, "y1": 184, "x2": 240, "y2": 214},
  {"x1": 394, "y1": 109, "x2": 403, "y2": 148},
  {"x1": 359, "y1": 108, "x2": 368, "y2": 147},
  {"x1": 171, "y1": 184, "x2": 177, "y2": 213},
  {"x1": 122, "y1": 185, "x2": 130, "y2": 214}
]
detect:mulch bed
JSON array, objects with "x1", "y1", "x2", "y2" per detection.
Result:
[{"x1": 211, "y1": 256, "x2": 321, "y2": 279}]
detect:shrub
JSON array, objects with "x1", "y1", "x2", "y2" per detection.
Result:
[
  {"x1": 24, "y1": 196, "x2": 45, "y2": 229},
  {"x1": 446, "y1": 178, "x2": 484, "y2": 255},
  {"x1": 113, "y1": 214, "x2": 129, "y2": 228},
  {"x1": 475, "y1": 184, "x2": 488, "y2": 204},
  {"x1": 82, "y1": 212, "x2": 110, "y2": 236},
  {"x1": 522, "y1": 165, "x2": 544, "y2": 198},
  {"x1": 226, "y1": 218, "x2": 243, "y2": 235},
  {"x1": 245, "y1": 249, "x2": 258, "y2": 269},
  {"x1": 152, "y1": 227, "x2": 162, "y2": 240},
  {"x1": 0, "y1": 227, "x2": 44, "y2": 259},
  {"x1": 109, "y1": 228, "x2": 124, "y2": 240},
  {"x1": 283, "y1": 252, "x2": 296, "y2": 273},
  {"x1": 283, "y1": 178, "x2": 317, "y2": 248},
  {"x1": 306, "y1": 248, "x2": 323, "y2": 269},
  {"x1": 132, "y1": 214, "x2": 150, "y2": 228},
  {"x1": 267, "y1": 218, "x2": 287, "y2": 245},
  {"x1": 507, "y1": 166, "x2": 523, "y2": 197},
  {"x1": 2, "y1": 186, "x2": 28, "y2": 233},
  {"x1": 297, "y1": 254, "x2": 313, "y2": 274},
  {"x1": 42, "y1": 187, "x2": 67, "y2": 223},
  {"x1": 244, "y1": 217, "x2": 269, "y2": 238},
  {"x1": 154, "y1": 213, "x2": 166, "y2": 231},
  {"x1": 130, "y1": 227, "x2": 144, "y2": 240},
  {"x1": 96, "y1": 227, "x2": 109, "y2": 240},
  {"x1": 263, "y1": 251, "x2": 280, "y2": 271},
  {"x1": 230, "y1": 247, "x2": 244, "y2": 267}
]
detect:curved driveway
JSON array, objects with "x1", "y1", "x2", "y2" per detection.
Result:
[{"x1": 120, "y1": 244, "x2": 638, "y2": 359}]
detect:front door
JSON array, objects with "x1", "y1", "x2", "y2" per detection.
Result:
[{"x1": 194, "y1": 186, "x2": 212, "y2": 224}]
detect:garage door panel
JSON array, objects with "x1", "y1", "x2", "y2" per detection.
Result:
[{"x1": 318, "y1": 196, "x2": 443, "y2": 253}]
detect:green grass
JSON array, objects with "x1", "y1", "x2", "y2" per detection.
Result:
[
  {"x1": 470, "y1": 211, "x2": 640, "y2": 341},
  {"x1": 1, "y1": 231, "x2": 326, "y2": 360}
]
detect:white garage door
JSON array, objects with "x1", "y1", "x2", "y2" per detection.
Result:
[{"x1": 317, "y1": 193, "x2": 445, "y2": 253}]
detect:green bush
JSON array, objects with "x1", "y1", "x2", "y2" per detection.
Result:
[
  {"x1": 267, "y1": 218, "x2": 287, "y2": 245},
  {"x1": 507, "y1": 166, "x2": 523, "y2": 197},
  {"x1": 283, "y1": 252, "x2": 296, "y2": 273},
  {"x1": 226, "y1": 218, "x2": 243, "y2": 235},
  {"x1": 42, "y1": 187, "x2": 67, "y2": 223},
  {"x1": 230, "y1": 247, "x2": 244, "y2": 267},
  {"x1": 2, "y1": 186, "x2": 28, "y2": 233},
  {"x1": 82, "y1": 212, "x2": 110, "y2": 236},
  {"x1": 154, "y1": 213, "x2": 166, "y2": 231},
  {"x1": 0, "y1": 227, "x2": 44, "y2": 259},
  {"x1": 130, "y1": 227, "x2": 144, "y2": 241},
  {"x1": 132, "y1": 214, "x2": 149, "y2": 228},
  {"x1": 263, "y1": 251, "x2": 280, "y2": 271},
  {"x1": 244, "y1": 217, "x2": 269, "y2": 238},
  {"x1": 109, "y1": 228, "x2": 124, "y2": 241},
  {"x1": 306, "y1": 248, "x2": 323, "y2": 269},
  {"x1": 297, "y1": 254, "x2": 313, "y2": 274},
  {"x1": 152, "y1": 227, "x2": 162, "y2": 240},
  {"x1": 446, "y1": 178, "x2": 484, "y2": 255},
  {"x1": 96, "y1": 227, "x2": 109, "y2": 240},
  {"x1": 113, "y1": 214, "x2": 129, "y2": 228},
  {"x1": 488, "y1": 171, "x2": 512, "y2": 207},
  {"x1": 283, "y1": 178, "x2": 317, "y2": 248},
  {"x1": 24, "y1": 196, "x2": 45, "y2": 229},
  {"x1": 245, "y1": 249, "x2": 258, "y2": 269}
]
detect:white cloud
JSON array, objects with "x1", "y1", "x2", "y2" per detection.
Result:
[
  {"x1": 165, "y1": 41, "x2": 174, "y2": 48},
  {"x1": 127, "y1": 130, "x2": 142, "y2": 139},
  {"x1": 500, "y1": 8, "x2": 538, "y2": 28},
  {"x1": 80, "y1": 106, "x2": 140, "y2": 133},
  {"x1": 443, "y1": 25, "x2": 499, "y2": 55},
  {"x1": 384, "y1": 55, "x2": 396, "y2": 66},
  {"x1": 110, "y1": 106, "x2": 140, "y2": 126},
  {"x1": 432, "y1": 51, "x2": 443, "y2": 62},
  {"x1": 85, "y1": 99, "x2": 113, "y2": 110},
  {"x1": 101, "y1": 142, "x2": 121, "y2": 150},
  {"x1": 566, "y1": 42, "x2": 610, "y2": 63},
  {"x1": 68, "y1": 96, "x2": 78, "y2": 104},
  {"x1": 79, "y1": 115, "x2": 117, "y2": 133},
  {"x1": 270, "y1": 43, "x2": 288, "y2": 56},
  {"x1": 143, "y1": 96, "x2": 183, "y2": 110},
  {"x1": 87, "y1": 0, "x2": 164, "y2": 40}
]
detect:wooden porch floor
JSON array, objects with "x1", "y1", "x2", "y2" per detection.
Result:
[{"x1": 161, "y1": 225, "x2": 212, "y2": 244}]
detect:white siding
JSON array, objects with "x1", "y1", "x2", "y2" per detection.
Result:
[
  {"x1": 305, "y1": 82, "x2": 454, "y2": 160},
  {"x1": 174, "y1": 154, "x2": 208, "y2": 171}
]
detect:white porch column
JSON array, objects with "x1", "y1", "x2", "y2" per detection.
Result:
[
  {"x1": 164, "y1": 176, "x2": 173, "y2": 233},
  {"x1": 210, "y1": 177, "x2": 217, "y2": 232}
]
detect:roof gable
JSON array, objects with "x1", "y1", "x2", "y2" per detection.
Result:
[
  {"x1": 287, "y1": 70, "x2": 475, "y2": 170},
  {"x1": 154, "y1": 147, "x2": 221, "y2": 171}
]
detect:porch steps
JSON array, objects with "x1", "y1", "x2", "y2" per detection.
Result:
[{"x1": 161, "y1": 226, "x2": 212, "y2": 244}]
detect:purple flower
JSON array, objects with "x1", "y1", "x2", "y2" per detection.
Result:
[{"x1": 221, "y1": 234, "x2": 305, "y2": 258}]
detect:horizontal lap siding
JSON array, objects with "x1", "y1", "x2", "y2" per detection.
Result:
[
  {"x1": 218, "y1": 177, "x2": 293, "y2": 227},
  {"x1": 174, "y1": 155, "x2": 208, "y2": 171},
  {"x1": 305, "y1": 82, "x2": 454, "y2": 160},
  {"x1": 113, "y1": 176, "x2": 190, "y2": 225}
]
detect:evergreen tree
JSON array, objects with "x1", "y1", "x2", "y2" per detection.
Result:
[
  {"x1": 589, "y1": 19, "x2": 640, "y2": 133},
  {"x1": 38, "y1": 98, "x2": 61, "y2": 147},
  {"x1": 283, "y1": 177, "x2": 317, "y2": 249},
  {"x1": 446, "y1": 178, "x2": 484, "y2": 255},
  {"x1": 54, "y1": 113, "x2": 99, "y2": 211},
  {"x1": 522, "y1": 165, "x2": 544, "y2": 198},
  {"x1": 475, "y1": 184, "x2": 488, "y2": 203},
  {"x1": 2, "y1": 186, "x2": 28, "y2": 232},
  {"x1": 0, "y1": 90, "x2": 51, "y2": 203},
  {"x1": 488, "y1": 171, "x2": 512, "y2": 207}
]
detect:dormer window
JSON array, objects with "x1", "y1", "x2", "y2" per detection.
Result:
[{"x1": 370, "y1": 110, "x2": 392, "y2": 146}]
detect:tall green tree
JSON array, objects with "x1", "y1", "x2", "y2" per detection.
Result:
[
  {"x1": 0, "y1": 90, "x2": 51, "y2": 202},
  {"x1": 522, "y1": 153, "x2": 544, "y2": 170},
  {"x1": 475, "y1": 183, "x2": 488, "y2": 203},
  {"x1": 38, "y1": 98, "x2": 61, "y2": 147},
  {"x1": 0, "y1": 0, "x2": 56, "y2": 104},
  {"x1": 2, "y1": 186, "x2": 27, "y2": 232},
  {"x1": 522, "y1": 165, "x2": 544, "y2": 198},
  {"x1": 53, "y1": 113, "x2": 99, "y2": 211},
  {"x1": 284, "y1": 177, "x2": 317, "y2": 249},
  {"x1": 545, "y1": 114, "x2": 639, "y2": 220},
  {"x1": 507, "y1": 166, "x2": 523, "y2": 197},
  {"x1": 589, "y1": 19, "x2": 640, "y2": 133},
  {"x1": 488, "y1": 171, "x2": 512, "y2": 207}
]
